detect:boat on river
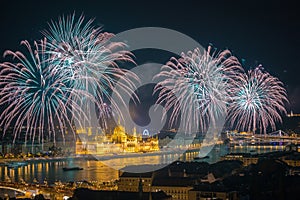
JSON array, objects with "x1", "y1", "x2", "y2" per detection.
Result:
[
  {"x1": 62, "y1": 167, "x2": 83, "y2": 171},
  {"x1": 193, "y1": 155, "x2": 210, "y2": 160}
]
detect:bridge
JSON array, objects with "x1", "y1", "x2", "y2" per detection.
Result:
[
  {"x1": 255, "y1": 130, "x2": 300, "y2": 141},
  {"x1": 267, "y1": 130, "x2": 288, "y2": 137},
  {"x1": 228, "y1": 130, "x2": 300, "y2": 147},
  {"x1": 229, "y1": 130, "x2": 298, "y2": 140}
]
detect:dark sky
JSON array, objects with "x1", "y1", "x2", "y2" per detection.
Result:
[{"x1": 0, "y1": 0, "x2": 299, "y2": 112}]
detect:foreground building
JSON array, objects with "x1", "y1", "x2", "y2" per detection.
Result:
[
  {"x1": 188, "y1": 183, "x2": 239, "y2": 200},
  {"x1": 72, "y1": 188, "x2": 172, "y2": 200},
  {"x1": 118, "y1": 172, "x2": 153, "y2": 192}
]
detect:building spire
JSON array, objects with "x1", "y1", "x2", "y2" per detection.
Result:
[
  {"x1": 138, "y1": 177, "x2": 143, "y2": 199},
  {"x1": 133, "y1": 127, "x2": 137, "y2": 137}
]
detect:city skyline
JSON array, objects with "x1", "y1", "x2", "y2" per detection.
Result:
[{"x1": 0, "y1": 1, "x2": 299, "y2": 199}]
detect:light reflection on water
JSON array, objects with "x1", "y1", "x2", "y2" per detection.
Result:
[
  {"x1": 0, "y1": 159, "x2": 119, "y2": 184},
  {"x1": 0, "y1": 144, "x2": 283, "y2": 184}
]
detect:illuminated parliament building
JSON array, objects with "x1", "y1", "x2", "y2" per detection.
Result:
[{"x1": 75, "y1": 120, "x2": 159, "y2": 155}]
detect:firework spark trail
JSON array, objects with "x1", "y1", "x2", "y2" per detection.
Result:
[
  {"x1": 43, "y1": 14, "x2": 139, "y2": 128},
  {"x1": 0, "y1": 14, "x2": 140, "y2": 144},
  {"x1": 154, "y1": 46, "x2": 243, "y2": 133},
  {"x1": 0, "y1": 39, "x2": 91, "y2": 144},
  {"x1": 227, "y1": 65, "x2": 288, "y2": 135},
  {"x1": 97, "y1": 103, "x2": 114, "y2": 129}
]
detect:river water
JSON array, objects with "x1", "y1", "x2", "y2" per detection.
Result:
[{"x1": 0, "y1": 144, "x2": 284, "y2": 185}]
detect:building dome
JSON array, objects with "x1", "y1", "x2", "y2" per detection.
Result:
[{"x1": 114, "y1": 125, "x2": 125, "y2": 133}]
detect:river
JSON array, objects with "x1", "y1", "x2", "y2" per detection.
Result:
[{"x1": 0, "y1": 143, "x2": 284, "y2": 185}]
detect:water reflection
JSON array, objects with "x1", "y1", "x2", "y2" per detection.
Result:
[
  {"x1": 0, "y1": 159, "x2": 118, "y2": 184},
  {"x1": 0, "y1": 144, "x2": 282, "y2": 184}
]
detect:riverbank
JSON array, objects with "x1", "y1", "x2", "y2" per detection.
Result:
[
  {"x1": 0, "y1": 144, "x2": 204, "y2": 164},
  {"x1": 0, "y1": 180, "x2": 74, "y2": 199},
  {"x1": 0, "y1": 154, "x2": 96, "y2": 165}
]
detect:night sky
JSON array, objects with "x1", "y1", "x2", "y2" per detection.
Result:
[{"x1": 0, "y1": 0, "x2": 299, "y2": 113}]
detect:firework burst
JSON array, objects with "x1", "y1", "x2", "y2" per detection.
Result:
[
  {"x1": 154, "y1": 46, "x2": 243, "y2": 133},
  {"x1": 0, "y1": 39, "x2": 90, "y2": 144},
  {"x1": 0, "y1": 14, "x2": 139, "y2": 144},
  {"x1": 43, "y1": 14, "x2": 138, "y2": 126},
  {"x1": 227, "y1": 65, "x2": 288, "y2": 135}
]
